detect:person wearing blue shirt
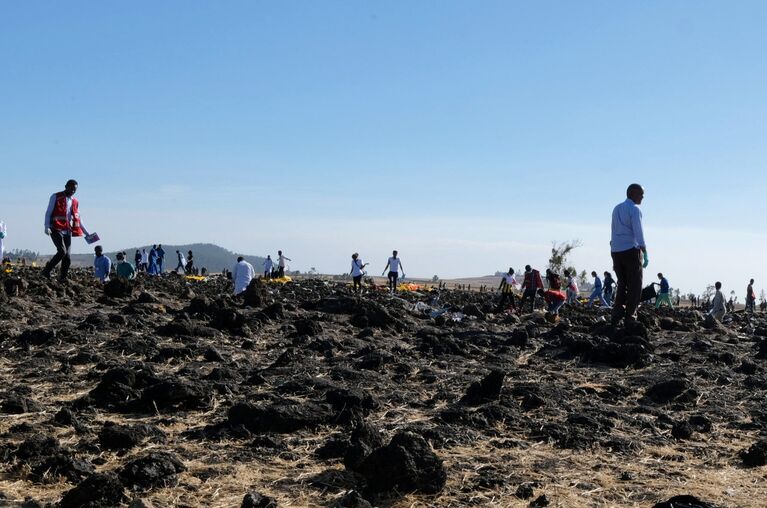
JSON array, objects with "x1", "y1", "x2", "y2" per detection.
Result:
[
  {"x1": 610, "y1": 183, "x2": 647, "y2": 325},
  {"x1": 655, "y1": 273, "x2": 673, "y2": 309},
  {"x1": 93, "y1": 245, "x2": 112, "y2": 283},
  {"x1": 156, "y1": 244, "x2": 165, "y2": 273},
  {"x1": 587, "y1": 271, "x2": 610, "y2": 307}
]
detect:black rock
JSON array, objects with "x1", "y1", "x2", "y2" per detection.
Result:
[
  {"x1": 645, "y1": 379, "x2": 691, "y2": 404},
  {"x1": 515, "y1": 482, "x2": 535, "y2": 499},
  {"x1": 671, "y1": 421, "x2": 693, "y2": 440},
  {"x1": 228, "y1": 400, "x2": 332, "y2": 433},
  {"x1": 241, "y1": 491, "x2": 278, "y2": 508},
  {"x1": 59, "y1": 472, "x2": 126, "y2": 508},
  {"x1": 356, "y1": 431, "x2": 446, "y2": 495},
  {"x1": 343, "y1": 421, "x2": 386, "y2": 471},
  {"x1": 741, "y1": 440, "x2": 767, "y2": 467},
  {"x1": 529, "y1": 494, "x2": 550, "y2": 507},
  {"x1": 460, "y1": 370, "x2": 505, "y2": 406},
  {"x1": 119, "y1": 452, "x2": 185, "y2": 490},
  {"x1": 334, "y1": 490, "x2": 372, "y2": 508},
  {"x1": 99, "y1": 422, "x2": 165, "y2": 451},
  {"x1": 652, "y1": 495, "x2": 717, "y2": 508}
]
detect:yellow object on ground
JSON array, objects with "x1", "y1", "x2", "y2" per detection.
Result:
[
  {"x1": 265, "y1": 276, "x2": 292, "y2": 284},
  {"x1": 397, "y1": 283, "x2": 423, "y2": 292},
  {"x1": 184, "y1": 275, "x2": 207, "y2": 281}
]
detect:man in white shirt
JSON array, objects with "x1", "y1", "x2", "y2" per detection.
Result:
[
  {"x1": 350, "y1": 253, "x2": 368, "y2": 293},
  {"x1": 263, "y1": 255, "x2": 274, "y2": 279},
  {"x1": 277, "y1": 250, "x2": 291, "y2": 278},
  {"x1": 382, "y1": 250, "x2": 405, "y2": 293},
  {"x1": 232, "y1": 256, "x2": 255, "y2": 295},
  {"x1": 43, "y1": 179, "x2": 90, "y2": 280}
]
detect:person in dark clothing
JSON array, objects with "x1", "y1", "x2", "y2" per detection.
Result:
[
  {"x1": 135, "y1": 250, "x2": 143, "y2": 272},
  {"x1": 520, "y1": 265, "x2": 543, "y2": 313},
  {"x1": 156, "y1": 244, "x2": 165, "y2": 273},
  {"x1": 746, "y1": 279, "x2": 756, "y2": 313},
  {"x1": 185, "y1": 250, "x2": 194, "y2": 274},
  {"x1": 610, "y1": 183, "x2": 647, "y2": 325},
  {"x1": 603, "y1": 271, "x2": 616, "y2": 304}
]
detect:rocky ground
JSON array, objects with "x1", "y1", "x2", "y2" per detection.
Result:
[{"x1": 1, "y1": 268, "x2": 766, "y2": 508}]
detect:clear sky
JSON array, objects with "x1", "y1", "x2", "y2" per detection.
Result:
[{"x1": 2, "y1": 1, "x2": 766, "y2": 296}]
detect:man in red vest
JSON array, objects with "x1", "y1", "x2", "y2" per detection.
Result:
[{"x1": 42, "y1": 179, "x2": 89, "y2": 280}]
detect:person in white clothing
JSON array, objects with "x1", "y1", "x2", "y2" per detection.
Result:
[
  {"x1": 263, "y1": 255, "x2": 274, "y2": 279},
  {"x1": 232, "y1": 256, "x2": 255, "y2": 295},
  {"x1": 277, "y1": 250, "x2": 291, "y2": 278},
  {"x1": 350, "y1": 253, "x2": 368, "y2": 293},
  {"x1": 709, "y1": 281, "x2": 726, "y2": 322},
  {"x1": 382, "y1": 250, "x2": 405, "y2": 293},
  {"x1": 0, "y1": 221, "x2": 6, "y2": 263}
]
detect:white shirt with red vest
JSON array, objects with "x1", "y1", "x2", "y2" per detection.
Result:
[{"x1": 45, "y1": 193, "x2": 88, "y2": 236}]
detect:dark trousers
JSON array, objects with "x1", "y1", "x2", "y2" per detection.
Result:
[
  {"x1": 611, "y1": 248, "x2": 643, "y2": 324},
  {"x1": 498, "y1": 291, "x2": 517, "y2": 310},
  {"x1": 278, "y1": 266, "x2": 285, "y2": 278},
  {"x1": 520, "y1": 289, "x2": 537, "y2": 313},
  {"x1": 45, "y1": 231, "x2": 72, "y2": 278}
]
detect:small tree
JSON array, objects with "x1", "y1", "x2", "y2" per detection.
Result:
[{"x1": 548, "y1": 240, "x2": 582, "y2": 275}]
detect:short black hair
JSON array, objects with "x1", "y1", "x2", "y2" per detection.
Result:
[
  {"x1": 237, "y1": 256, "x2": 244, "y2": 262},
  {"x1": 626, "y1": 183, "x2": 642, "y2": 197},
  {"x1": 715, "y1": 281, "x2": 722, "y2": 289},
  {"x1": 65, "y1": 179, "x2": 78, "y2": 187}
]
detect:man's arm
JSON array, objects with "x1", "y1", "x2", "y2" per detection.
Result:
[
  {"x1": 632, "y1": 207, "x2": 646, "y2": 252},
  {"x1": 44, "y1": 194, "x2": 55, "y2": 229}
]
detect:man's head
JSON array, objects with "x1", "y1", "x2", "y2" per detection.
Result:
[
  {"x1": 508, "y1": 267, "x2": 514, "y2": 275},
  {"x1": 525, "y1": 265, "x2": 531, "y2": 272},
  {"x1": 278, "y1": 250, "x2": 282, "y2": 256},
  {"x1": 563, "y1": 269, "x2": 570, "y2": 277},
  {"x1": 267, "y1": 255, "x2": 271, "y2": 259},
  {"x1": 392, "y1": 250, "x2": 398, "y2": 257},
  {"x1": 626, "y1": 183, "x2": 644, "y2": 204},
  {"x1": 750, "y1": 279, "x2": 755, "y2": 285},
  {"x1": 715, "y1": 281, "x2": 722, "y2": 290},
  {"x1": 152, "y1": 244, "x2": 157, "y2": 249},
  {"x1": 591, "y1": 271, "x2": 597, "y2": 277},
  {"x1": 352, "y1": 253, "x2": 358, "y2": 259},
  {"x1": 64, "y1": 179, "x2": 78, "y2": 197},
  {"x1": 604, "y1": 271, "x2": 610, "y2": 278},
  {"x1": 94, "y1": 245, "x2": 103, "y2": 256},
  {"x1": 657, "y1": 273, "x2": 663, "y2": 280},
  {"x1": 237, "y1": 256, "x2": 244, "y2": 263},
  {"x1": 116, "y1": 252, "x2": 124, "y2": 261}
]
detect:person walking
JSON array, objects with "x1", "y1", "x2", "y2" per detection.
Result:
[
  {"x1": 564, "y1": 269, "x2": 579, "y2": 305},
  {"x1": 654, "y1": 273, "x2": 673, "y2": 309},
  {"x1": 587, "y1": 271, "x2": 610, "y2": 307},
  {"x1": 263, "y1": 255, "x2": 274, "y2": 279},
  {"x1": 350, "y1": 253, "x2": 368, "y2": 293},
  {"x1": 175, "y1": 250, "x2": 186, "y2": 273},
  {"x1": 42, "y1": 179, "x2": 91, "y2": 280},
  {"x1": 603, "y1": 271, "x2": 616, "y2": 304},
  {"x1": 746, "y1": 279, "x2": 756, "y2": 313},
  {"x1": 709, "y1": 281, "x2": 726, "y2": 322},
  {"x1": 156, "y1": 244, "x2": 165, "y2": 273},
  {"x1": 382, "y1": 250, "x2": 405, "y2": 293},
  {"x1": 93, "y1": 245, "x2": 112, "y2": 283},
  {"x1": 277, "y1": 250, "x2": 291, "y2": 278},
  {"x1": 134, "y1": 250, "x2": 142, "y2": 272},
  {"x1": 148, "y1": 245, "x2": 158, "y2": 276},
  {"x1": 520, "y1": 265, "x2": 543, "y2": 313},
  {"x1": 140, "y1": 249, "x2": 149, "y2": 272},
  {"x1": 610, "y1": 183, "x2": 647, "y2": 325},
  {"x1": 497, "y1": 268, "x2": 518, "y2": 312},
  {"x1": 232, "y1": 256, "x2": 256, "y2": 295}
]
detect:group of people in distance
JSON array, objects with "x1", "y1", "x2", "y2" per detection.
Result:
[{"x1": 16, "y1": 180, "x2": 764, "y2": 325}]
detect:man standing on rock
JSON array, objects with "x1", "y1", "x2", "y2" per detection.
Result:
[
  {"x1": 175, "y1": 250, "x2": 186, "y2": 273},
  {"x1": 156, "y1": 244, "x2": 165, "y2": 273},
  {"x1": 497, "y1": 268, "x2": 518, "y2": 312},
  {"x1": 382, "y1": 250, "x2": 405, "y2": 293},
  {"x1": 520, "y1": 265, "x2": 543, "y2": 313},
  {"x1": 232, "y1": 256, "x2": 255, "y2": 295},
  {"x1": 277, "y1": 250, "x2": 291, "y2": 278},
  {"x1": 654, "y1": 273, "x2": 673, "y2": 309},
  {"x1": 43, "y1": 179, "x2": 90, "y2": 280},
  {"x1": 610, "y1": 183, "x2": 647, "y2": 325},
  {"x1": 746, "y1": 279, "x2": 756, "y2": 313},
  {"x1": 709, "y1": 281, "x2": 726, "y2": 322}
]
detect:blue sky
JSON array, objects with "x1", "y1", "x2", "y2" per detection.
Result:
[{"x1": 1, "y1": 1, "x2": 766, "y2": 295}]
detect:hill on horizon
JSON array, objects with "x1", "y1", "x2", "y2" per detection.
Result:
[{"x1": 69, "y1": 243, "x2": 267, "y2": 272}]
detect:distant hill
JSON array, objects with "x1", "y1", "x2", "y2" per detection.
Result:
[{"x1": 69, "y1": 243, "x2": 267, "y2": 272}]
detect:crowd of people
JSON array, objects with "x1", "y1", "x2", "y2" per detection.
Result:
[{"x1": 1, "y1": 180, "x2": 764, "y2": 325}]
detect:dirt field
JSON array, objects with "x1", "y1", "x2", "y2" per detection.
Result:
[{"x1": 1, "y1": 268, "x2": 766, "y2": 507}]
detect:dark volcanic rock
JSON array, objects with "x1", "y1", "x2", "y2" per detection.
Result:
[
  {"x1": 460, "y1": 370, "x2": 505, "y2": 406},
  {"x1": 104, "y1": 278, "x2": 133, "y2": 298},
  {"x1": 740, "y1": 440, "x2": 767, "y2": 467},
  {"x1": 652, "y1": 495, "x2": 718, "y2": 508},
  {"x1": 343, "y1": 421, "x2": 386, "y2": 471},
  {"x1": 645, "y1": 378, "x2": 693, "y2": 404},
  {"x1": 241, "y1": 491, "x2": 278, "y2": 508},
  {"x1": 335, "y1": 490, "x2": 372, "y2": 508},
  {"x1": 119, "y1": 452, "x2": 185, "y2": 490},
  {"x1": 356, "y1": 431, "x2": 446, "y2": 495},
  {"x1": 98, "y1": 422, "x2": 166, "y2": 451},
  {"x1": 59, "y1": 472, "x2": 126, "y2": 508},
  {"x1": 228, "y1": 400, "x2": 333, "y2": 433}
]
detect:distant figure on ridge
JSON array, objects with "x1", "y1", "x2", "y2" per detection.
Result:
[
  {"x1": 43, "y1": 179, "x2": 91, "y2": 281},
  {"x1": 564, "y1": 269, "x2": 579, "y2": 305},
  {"x1": 350, "y1": 253, "x2": 368, "y2": 293},
  {"x1": 148, "y1": 245, "x2": 158, "y2": 276},
  {"x1": 277, "y1": 250, "x2": 291, "y2": 278},
  {"x1": 497, "y1": 268, "x2": 518, "y2": 312},
  {"x1": 175, "y1": 250, "x2": 186, "y2": 273},
  {"x1": 746, "y1": 279, "x2": 756, "y2": 313},
  {"x1": 186, "y1": 250, "x2": 194, "y2": 274},
  {"x1": 156, "y1": 244, "x2": 165, "y2": 273},
  {"x1": 93, "y1": 245, "x2": 111, "y2": 283},
  {"x1": 232, "y1": 256, "x2": 255, "y2": 295},
  {"x1": 140, "y1": 248, "x2": 149, "y2": 272},
  {"x1": 263, "y1": 255, "x2": 274, "y2": 279},
  {"x1": 610, "y1": 183, "x2": 647, "y2": 326},
  {"x1": 654, "y1": 273, "x2": 673, "y2": 309},
  {"x1": 382, "y1": 250, "x2": 405, "y2": 293}
]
